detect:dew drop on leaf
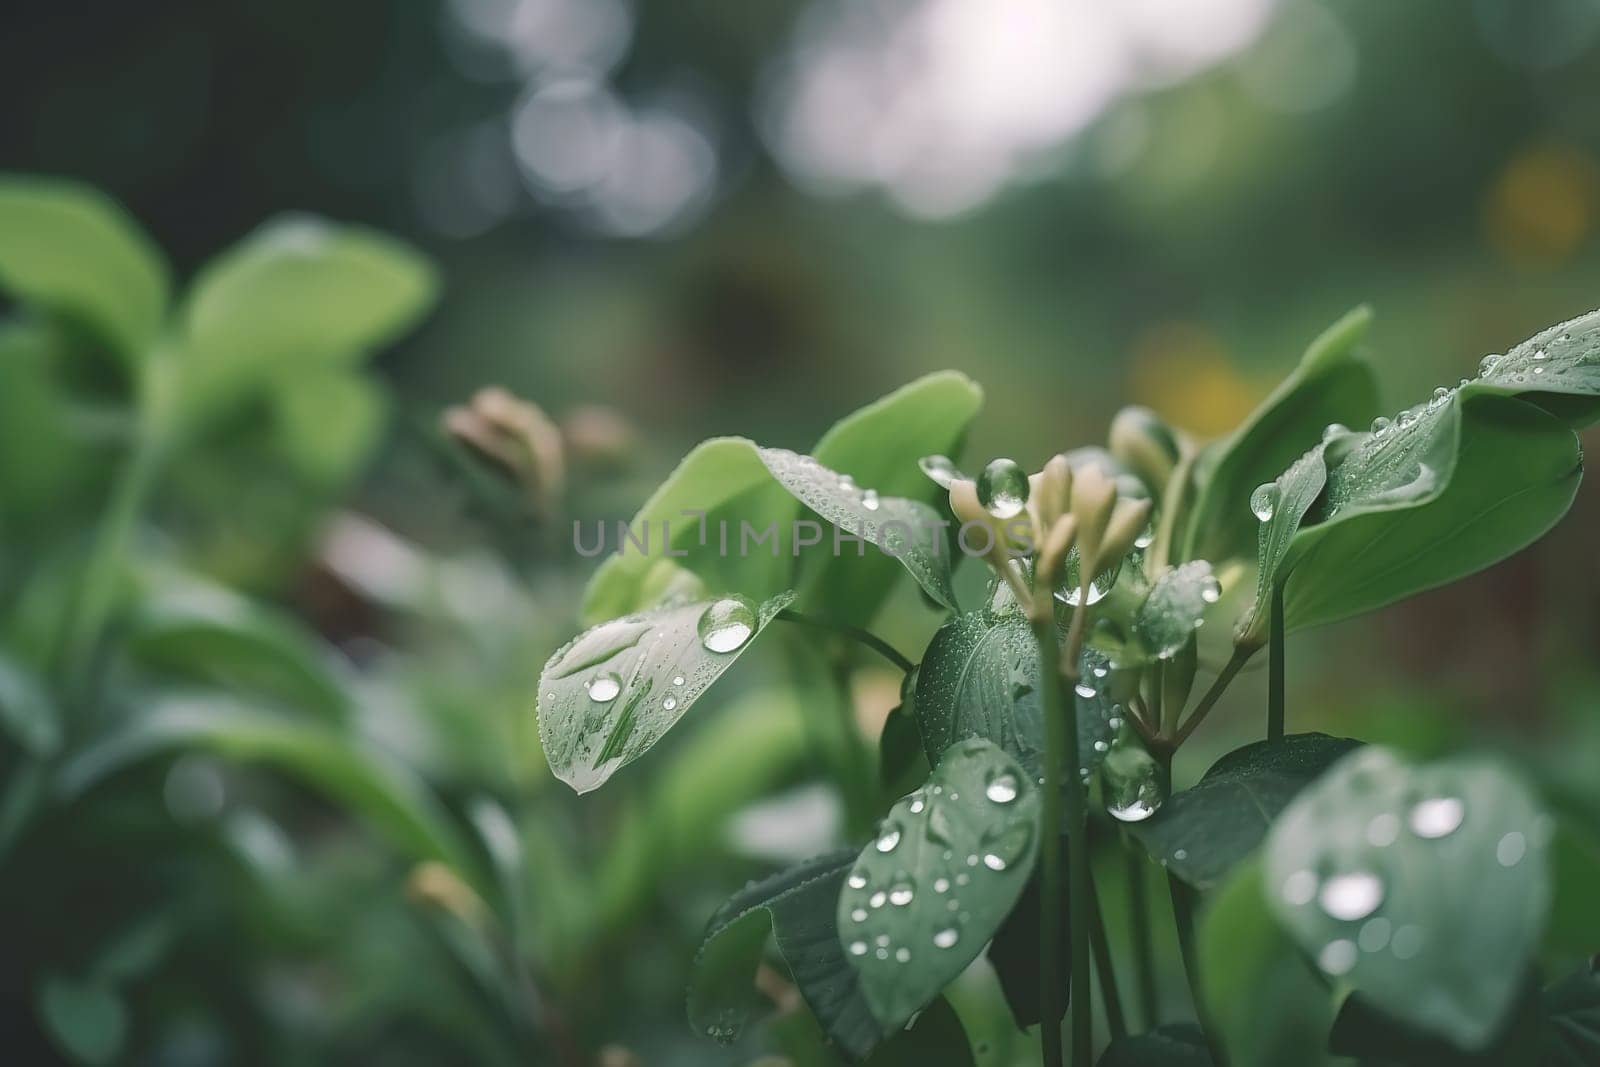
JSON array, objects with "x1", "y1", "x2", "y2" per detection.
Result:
[
  {"x1": 984, "y1": 772, "x2": 1018, "y2": 804},
  {"x1": 1102, "y1": 736, "x2": 1166, "y2": 823},
  {"x1": 889, "y1": 882, "x2": 914, "y2": 906},
  {"x1": 933, "y1": 928, "x2": 960, "y2": 949},
  {"x1": 1479, "y1": 353, "x2": 1502, "y2": 375},
  {"x1": 697, "y1": 596, "x2": 757, "y2": 653},
  {"x1": 1318, "y1": 938, "x2": 1359, "y2": 975},
  {"x1": 1317, "y1": 871, "x2": 1384, "y2": 921},
  {"x1": 862, "y1": 489, "x2": 881, "y2": 511},
  {"x1": 1407, "y1": 796, "x2": 1464, "y2": 839},
  {"x1": 1282, "y1": 869, "x2": 1318, "y2": 906},
  {"x1": 976, "y1": 458, "x2": 1030, "y2": 519},
  {"x1": 587, "y1": 672, "x2": 622, "y2": 703},
  {"x1": 918, "y1": 454, "x2": 962, "y2": 489},
  {"x1": 1496, "y1": 831, "x2": 1527, "y2": 867},
  {"x1": 1322, "y1": 422, "x2": 1350, "y2": 442},
  {"x1": 875, "y1": 826, "x2": 903, "y2": 853},
  {"x1": 1250, "y1": 482, "x2": 1279, "y2": 523},
  {"x1": 850, "y1": 940, "x2": 868, "y2": 956},
  {"x1": 847, "y1": 872, "x2": 868, "y2": 890}
]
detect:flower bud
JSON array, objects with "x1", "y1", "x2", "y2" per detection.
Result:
[
  {"x1": 1070, "y1": 463, "x2": 1118, "y2": 567},
  {"x1": 443, "y1": 386, "x2": 565, "y2": 514},
  {"x1": 1109, "y1": 406, "x2": 1182, "y2": 496}
]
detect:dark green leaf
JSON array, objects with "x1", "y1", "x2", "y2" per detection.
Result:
[
  {"x1": 760, "y1": 447, "x2": 957, "y2": 611},
  {"x1": 1129, "y1": 561, "x2": 1223, "y2": 665},
  {"x1": 839, "y1": 738, "x2": 1039, "y2": 1029},
  {"x1": 879, "y1": 687, "x2": 930, "y2": 803},
  {"x1": 914, "y1": 610, "x2": 1117, "y2": 779},
  {"x1": 864, "y1": 995, "x2": 974, "y2": 1066},
  {"x1": 37, "y1": 977, "x2": 127, "y2": 1066},
  {"x1": 689, "y1": 850, "x2": 883, "y2": 1059},
  {"x1": 1096, "y1": 1023, "x2": 1213, "y2": 1066},
  {"x1": 538, "y1": 591, "x2": 794, "y2": 793},
  {"x1": 1185, "y1": 307, "x2": 1378, "y2": 567},
  {"x1": 1542, "y1": 958, "x2": 1600, "y2": 1067},
  {"x1": 1265, "y1": 747, "x2": 1551, "y2": 1050},
  {"x1": 1129, "y1": 734, "x2": 1361, "y2": 890},
  {"x1": 985, "y1": 853, "x2": 1070, "y2": 1028},
  {"x1": 0, "y1": 175, "x2": 169, "y2": 358}
]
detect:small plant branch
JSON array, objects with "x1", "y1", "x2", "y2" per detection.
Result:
[
  {"x1": 1086, "y1": 872, "x2": 1128, "y2": 1042},
  {"x1": 775, "y1": 609, "x2": 915, "y2": 674},
  {"x1": 1173, "y1": 645, "x2": 1256, "y2": 748},
  {"x1": 1124, "y1": 838, "x2": 1161, "y2": 1029},
  {"x1": 1268, "y1": 583, "x2": 1286, "y2": 742}
]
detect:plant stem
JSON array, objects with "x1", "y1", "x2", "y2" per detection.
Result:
[
  {"x1": 1173, "y1": 645, "x2": 1256, "y2": 747},
  {"x1": 1124, "y1": 839, "x2": 1160, "y2": 1029},
  {"x1": 1267, "y1": 583, "x2": 1286, "y2": 742},
  {"x1": 1168, "y1": 873, "x2": 1227, "y2": 1066},
  {"x1": 1086, "y1": 873, "x2": 1127, "y2": 1041},
  {"x1": 1149, "y1": 451, "x2": 1197, "y2": 574},
  {"x1": 775, "y1": 609, "x2": 915, "y2": 674},
  {"x1": 1032, "y1": 610, "x2": 1094, "y2": 1066}
]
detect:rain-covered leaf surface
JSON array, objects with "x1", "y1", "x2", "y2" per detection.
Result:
[
  {"x1": 1475, "y1": 308, "x2": 1600, "y2": 427},
  {"x1": 1131, "y1": 560, "x2": 1223, "y2": 664},
  {"x1": 1235, "y1": 442, "x2": 1330, "y2": 645},
  {"x1": 689, "y1": 850, "x2": 884, "y2": 1059},
  {"x1": 914, "y1": 610, "x2": 1118, "y2": 779},
  {"x1": 1129, "y1": 734, "x2": 1361, "y2": 890},
  {"x1": 838, "y1": 738, "x2": 1039, "y2": 1029},
  {"x1": 538, "y1": 591, "x2": 794, "y2": 793},
  {"x1": 760, "y1": 447, "x2": 957, "y2": 611},
  {"x1": 1264, "y1": 747, "x2": 1551, "y2": 1050}
]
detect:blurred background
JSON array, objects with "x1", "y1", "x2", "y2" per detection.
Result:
[{"x1": 3, "y1": 0, "x2": 1600, "y2": 1063}]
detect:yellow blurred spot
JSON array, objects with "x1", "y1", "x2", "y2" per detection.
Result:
[
  {"x1": 1484, "y1": 144, "x2": 1600, "y2": 270},
  {"x1": 405, "y1": 861, "x2": 486, "y2": 924},
  {"x1": 1127, "y1": 322, "x2": 1265, "y2": 438}
]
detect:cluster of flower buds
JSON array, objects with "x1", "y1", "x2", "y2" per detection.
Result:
[
  {"x1": 443, "y1": 386, "x2": 566, "y2": 515},
  {"x1": 947, "y1": 454, "x2": 1152, "y2": 623}
]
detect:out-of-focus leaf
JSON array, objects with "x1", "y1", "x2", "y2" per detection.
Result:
[
  {"x1": 537, "y1": 591, "x2": 794, "y2": 793},
  {"x1": 127, "y1": 576, "x2": 351, "y2": 722},
  {"x1": 914, "y1": 610, "x2": 1116, "y2": 779},
  {"x1": 1198, "y1": 857, "x2": 1341, "y2": 1067},
  {"x1": 1545, "y1": 821, "x2": 1600, "y2": 962},
  {"x1": 689, "y1": 850, "x2": 883, "y2": 1058},
  {"x1": 273, "y1": 370, "x2": 388, "y2": 487},
  {"x1": 0, "y1": 322, "x2": 92, "y2": 524},
  {"x1": 1128, "y1": 734, "x2": 1361, "y2": 890},
  {"x1": 879, "y1": 690, "x2": 929, "y2": 803},
  {"x1": 1542, "y1": 958, "x2": 1600, "y2": 1066},
  {"x1": 1264, "y1": 747, "x2": 1551, "y2": 1050},
  {"x1": 1185, "y1": 307, "x2": 1377, "y2": 567},
  {"x1": 580, "y1": 438, "x2": 796, "y2": 624},
  {"x1": 839, "y1": 738, "x2": 1039, "y2": 1029},
  {"x1": 0, "y1": 175, "x2": 169, "y2": 358},
  {"x1": 37, "y1": 976, "x2": 127, "y2": 1066},
  {"x1": 801, "y1": 371, "x2": 981, "y2": 623},
  {"x1": 760, "y1": 447, "x2": 957, "y2": 612},
  {"x1": 175, "y1": 215, "x2": 435, "y2": 422},
  {"x1": 1096, "y1": 1023, "x2": 1213, "y2": 1066},
  {"x1": 58, "y1": 696, "x2": 476, "y2": 876},
  {"x1": 0, "y1": 651, "x2": 61, "y2": 756}
]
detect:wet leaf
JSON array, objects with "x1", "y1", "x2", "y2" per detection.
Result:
[
  {"x1": 1264, "y1": 747, "x2": 1551, "y2": 1050},
  {"x1": 1129, "y1": 561, "x2": 1223, "y2": 665},
  {"x1": 1475, "y1": 307, "x2": 1600, "y2": 427},
  {"x1": 1096, "y1": 1023, "x2": 1213, "y2": 1066},
  {"x1": 985, "y1": 854, "x2": 1070, "y2": 1028},
  {"x1": 37, "y1": 977, "x2": 126, "y2": 1066},
  {"x1": 538, "y1": 591, "x2": 794, "y2": 793},
  {"x1": 839, "y1": 738, "x2": 1039, "y2": 1029}
]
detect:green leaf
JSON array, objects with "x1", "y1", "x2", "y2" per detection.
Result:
[
  {"x1": 1096, "y1": 1024, "x2": 1213, "y2": 1066},
  {"x1": 0, "y1": 651, "x2": 61, "y2": 756},
  {"x1": 1128, "y1": 734, "x2": 1361, "y2": 890},
  {"x1": 1198, "y1": 857, "x2": 1342, "y2": 1067},
  {"x1": 985, "y1": 859, "x2": 1069, "y2": 1028},
  {"x1": 1546, "y1": 821, "x2": 1600, "y2": 961},
  {"x1": 1264, "y1": 747, "x2": 1552, "y2": 1050},
  {"x1": 37, "y1": 977, "x2": 126, "y2": 1066},
  {"x1": 760, "y1": 447, "x2": 957, "y2": 611},
  {"x1": 879, "y1": 689, "x2": 930, "y2": 803},
  {"x1": 1234, "y1": 441, "x2": 1330, "y2": 646},
  {"x1": 689, "y1": 850, "x2": 885, "y2": 1059},
  {"x1": 176, "y1": 215, "x2": 436, "y2": 420},
  {"x1": 0, "y1": 175, "x2": 169, "y2": 358},
  {"x1": 537, "y1": 591, "x2": 795, "y2": 793},
  {"x1": 1185, "y1": 307, "x2": 1378, "y2": 566},
  {"x1": 838, "y1": 738, "x2": 1040, "y2": 1029},
  {"x1": 58, "y1": 695, "x2": 476, "y2": 876},
  {"x1": 1475, "y1": 307, "x2": 1600, "y2": 427},
  {"x1": 273, "y1": 371, "x2": 388, "y2": 487},
  {"x1": 863, "y1": 996, "x2": 974, "y2": 1066},
  {"x1": 580, "y1": 438, "x2": 796, "y2": 625},
  {"x1": 914, "y1": 610, "x2": 1117, "y2": 780},
  {"x1": 1128, "y1": 561, "x2": 1223, "y2": 665},
  {"x1": 127, "y1": 576, "x2": 351, "y2": 722},
  {"x1": 802, "y1": 371, "x2": 982, "y2": 623}
]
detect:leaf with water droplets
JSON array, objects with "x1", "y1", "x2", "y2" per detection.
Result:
[
  {"x1": 1128, "y1": 734, "x2": 1361, "y2": 890},
  {"x1": 1235, "y1": 442, "x2": 1331, "y2": 646},
  {"x1": 838, "y1": 738, "x2": 1040, "y2": 1030},
  {"x1": 1264, "y1": 746, "x2": 1551, "y2": 1050},
  {"x1": 1123, "y1": 560, "x2": 1224, "y2": 665},
  {"x1": 760, "y1": 447, "x2": 958, "y2": 611},
  {"x1": 913, "y1": 610, "x2": 1116, "y2": 780},
  {"x1": 1185, "y1": 306, "x2": 1379, "y2": 567},
  {"x1": 1474, "y1": 307, "x2": 1600, "y2": 427},
  {"x1": 537, "y1": 591, "x2": 795, "y2": 793},
  {"x1": 688, "y1": 850, "x2": 888, "y2": 1059}
]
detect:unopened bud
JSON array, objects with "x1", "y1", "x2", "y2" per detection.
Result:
[
  {"x1": 1100, "y1": 497, "x2": 1154, "y2": 566},
  {"x1": 1070, "y1": 464, "x2": 1118, "y2": 566},
  {"x1": 443, "y1": 387, "x2": 565, "y2": 513},
  {"x1": 1109, "y1": 406, "x2": 1182, "y2": 496},
  {"x1": 562, "y1": 404, "x2": 634, "y2": 470},
  {"x1": 1030, "y1": 454, "x2": 1074, "y2": 529},
  {"x1": 1035, "y1": 514, "x2": 1078, "y2": 591}
]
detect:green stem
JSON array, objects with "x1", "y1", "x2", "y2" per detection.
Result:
[
  {"x1": 1086, "y1": 872, "x2": 1127, "y2": 1041},
  {"x1": 776, "y1": 609, "x2": 915, "y2": 674},
  {"x1": 1168, "y1": 873, "x2": 1227, "y2": 1066},
  {"x1": 1267, "y1": 583, "x2": 1286, "y2": 743},
  {"x1": 1149, "y1": 450, "x2": 1198, "y2": 574},
  {"x1": 1173, "y1": 645, "x2": 1255, "y2": 747},
  {"x1": 1124, "y1": 838, "x2": 1160, "y2": 1029}
]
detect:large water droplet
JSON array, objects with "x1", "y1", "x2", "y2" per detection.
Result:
[
  {"x1": 933, "y1": 928, "x2": 960, "y2": 949},
  {"x1": 587, "y1": 672, "x2": 622, "y2": 703},
  {"x1": 861, "y1": 489, "x2": 881, "y2": 511},
  {"x1": 1102, "y1": 737, "x2": 1167, "y2": 823},
  {"x1": 1322, "y1": 422, "x2": 1350, "y2": 442},
  {"x1": 985, "y1": 772, "x2": 1019, "y2": 805},
  {"x1": 919, "y1": 454, "x2": 963, "y2": 489},
  {"x1": 849, "y1": 940, "x2": 868, "y2": 956},
  {"x1": 1055, "y1": 547, "x2": 1121, "y2": 607},
  {"x1": 1407, "y1": 797, "x2": 1464, "y2": 839},
  {"x1": 662, "y1": 696, "x2": 678, "y2": 711},
  {"x1": 976, "y1": 458, "x2": 1030, "y2": 519},
  {"x1": 1318, "y1": 871, "x2": 1384, "y2": 921},
  {"x1": 698, "y1": 596, "x2": 757, "y2": 654},
  {"x1": 1250, "y1": 482, "x2": 1279, "y2": 523},
  {"x1": 889, "y1": 882, "x2": 915, "y2": 906},
  {"x1": 847, "y1": 872, "x2": 868, "y2": 890},
  {"x1": 875, "y1": 826, "x2": 903, "y2": 853},
  {"x1": 1479, "y1": 353, "x2": 1502, "y2": 376},
  {"x1": 978, "y1": 822, "x2": 1033, "y2": 871},
  {"x1": 1371, "y1": 415, "x2": 1392, "y2": 434}
]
